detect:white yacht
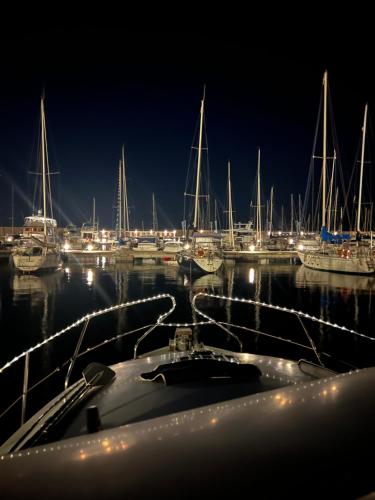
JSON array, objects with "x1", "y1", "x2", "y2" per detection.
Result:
[
  {"x1": 132, "y1": 235, "x2": 160, "y2": 252},
  {"x1": 12, "y1": 214, "x2": 62, "y2": 272},
  {"x1": 178, "y1": 231, "x2": 223, "y2": 273},
  {"x1": 12, "y1": 97, "x2": 62, "y2": 273},
  {"x1": 178, "y1": 90, "x2": 223, "y2": 274},
  {"x1": 297, "y1": 72, "x2": 374, "y2": 275}
]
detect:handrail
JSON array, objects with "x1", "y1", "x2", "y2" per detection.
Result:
[
  {"x1": 133, "y1": 295, "x2": 176, "y2": 358},
  {"x1": 0, "y1": 293, "x2": 175, "y2": 376},
  {"x1": 0, "y1": 294, "x2": 176, "y2": 426},
  {"x1": 191, "y1": 292, "x2": 373, "y2": 366},
  {"x1": 1, "y1": 291, "x2": 372, "y2": 433}
]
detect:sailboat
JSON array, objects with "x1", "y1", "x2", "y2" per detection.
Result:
[
  {"x1": 177, "y1": 90, "x2": 223, "y2": 274},
  {"x1": 12, "y1": 96, "x2": 62, "y2": 273},
  {"x1": 297, "y1": 72, "x2": 374, "y2": 275}
]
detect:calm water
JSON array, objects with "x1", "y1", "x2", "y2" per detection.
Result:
[{"x1": 0, "y1": 256, "x2": 374, "y2": 440}]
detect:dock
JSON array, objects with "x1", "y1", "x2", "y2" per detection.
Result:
[
  {"x1": 64, "y1": 248, "x2": 299, "y2": 264},
  {"x1": 223, "y1": 250, "x2": 298, "y2": 262}
]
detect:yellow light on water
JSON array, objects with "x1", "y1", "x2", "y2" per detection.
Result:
[{"x1": 249, "y1": 268, "x2": 255, "y2": 284}]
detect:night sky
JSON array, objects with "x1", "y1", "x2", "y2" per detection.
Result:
[{"x1": 1, "y1": 26, "x2": 374, "y2": 230}]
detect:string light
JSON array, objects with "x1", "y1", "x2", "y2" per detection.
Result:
[{"x1": 0, "y1": 293, "x2": 176, "y2": 375}]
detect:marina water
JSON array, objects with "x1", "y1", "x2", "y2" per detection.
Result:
[{"x1": 0, "y1": 257, "x2": 374, "y2": 441}]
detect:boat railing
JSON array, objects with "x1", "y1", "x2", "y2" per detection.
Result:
[
  {"x1": 0, "y1": 294, "x2": 176, "y2": 427},
  {"x1": 191, "y1": 292, "x2": 374, "y2": 369},
  {"x1": 1, "y1": 292, "x2": 373, "y2": 435}
]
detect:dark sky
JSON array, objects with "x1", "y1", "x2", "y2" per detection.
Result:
[{"x1": 0, "y1": 26, "x2": 374, "y2": 230}]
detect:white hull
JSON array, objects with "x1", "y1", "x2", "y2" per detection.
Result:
[
  {"x1": 133, "y1": 245, "x2": 159, "y2": 252},
  {"x1": 178, "y1": 253, "x2": 223, "y2": 273},
  {"x1": 163, "y1": 245, "x2": 183, "y2": 254},
  {"x1": 298, "y1": 250, "x2": 375, "y2": 275},
  {"x1": 12, "y1": 251, "x2": 62, "y2": 273}
]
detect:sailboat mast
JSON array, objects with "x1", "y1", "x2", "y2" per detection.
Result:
[
  {"x1": 41, "y1": 97, "x2": 47, "y2": 238},
  {"x1": 93, "y1": 197, "x2": 96, "y2": 230},
  {"x1": 214, "y1": 199, "x2": 218, "y2": 233},
  {"x1": 269, "y1": 186, "x2": 274, "y2": 234},
  {"x1": 152, "y1": 193, "x2": 158, "y2": 231},
  {"x1": 257, "y1": 149, "x2": 262, "y2": 247},
  {"x1": 122, "y1": 145, "x2": 129, "y2": 233},
  {"x1": 290, "y1": 194, "x2": 294, "y2": 234},
  {"x1": 118, "y1": 160, "x2": 122, "y2": 237},
  {"x1": 327, "y1": 150, "x2": 336, "y2": 232},
  {"x1": 333, "y1": 187, "x2": 338, "y2": 233},
  {"x1": 322, "y1": 71, "x2": 328, "y2": 228},
  {"x1": 228, "y1": 161, "x2": 234, "y2": 248},
  {"x1": 11, "y1": 184, "x2": 14, "y2": 235},
  {"x1": 193, "y1": 89, "x2": 205, "y2": 230},
  {"x1": 357, "y1": 103, "x2": 368, "y2": 232}
]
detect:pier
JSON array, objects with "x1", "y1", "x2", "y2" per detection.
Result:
[
  {"x1": 64, "y1": 248, "x2": 299, "y2": 264},
  {"x1": 223, "y1": 250, "x2": 298, "y2": 262}
]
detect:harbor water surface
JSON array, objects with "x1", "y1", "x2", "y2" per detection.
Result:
[{"x1": 0, "y1": 257, "x2": 374, "y2": 441}]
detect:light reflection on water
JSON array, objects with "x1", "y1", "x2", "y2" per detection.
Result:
[
  {"x1": 0, "y1": 258, "x2": 374, "y2": 368},
  {"x1": 0, "y1": 257, "x2": 374, "y2": 443}
]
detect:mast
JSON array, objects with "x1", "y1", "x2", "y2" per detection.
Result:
[
  {"x1": 122, "y1": 145, "x2": 130, "y2": 233},
  {"x1": 357, "y1": 103, "x2": 368, "y2": 232},
  {"x1": 333, "y1": 187, "x2": 338, "y2": 233},
  {"x1": 290, "y1": 194, "x2": 294, "y2": 234},
  {"x1": 227, "y1": 161, "x2": 234, "y2": 248},
  {"x1": 41, "y1": 97, "x2": 47, "y2": 238},
  {"x1": 214, "y1": 199, "x2": 218, "y2": 233},
  {"x1": 93, "y1": 197, "x2": 96, "y2": 231},
  {"x1": 269, "y1": 186, "x2": 274, "y2": 235},
  {"x1": 193, "y1": 88, "x2": 205, "y2": 230},
  {"x1": 322, "y1": 70, "x2": 328, "y2": 228},
  {"x1": 11, "y1": 184, "x2": 14, "y2": 235},
  {"x1": 327, "y1": 150, "x2": 336, "y2": 232},
  {"x1": 256, "y1": 148, "x2": 262, "y2": 247},
  {"x1": 118, "y1": 160, "x2": 122, "y2": 238},
  {"x1": 152, "y1": 193, "x2": 158, "y2": 231}
]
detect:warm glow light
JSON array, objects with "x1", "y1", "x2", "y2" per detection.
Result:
[
  {"x1": 87, "y1": 269, "x2": 94, "y2": 285},
  {"x1": 64, "y1": 242, "x2": 71, "y2": 251},
  {"x1": 278, "y1": 231, "x2": 282, "y2": 235},
  {"x1": 288, "y1": 238, "x2": 294, "y2": 245},
  {"x1": 102, "y1": 439, "x2": 110, "y2": 448},
  {"x1": 164, "y1": 230, "x2": 167, "y2": 236},
  {"x1": 249, "y1": 244, "x2": 255, "y2": 252},
  {"x1": 87, "y1": 244, "x2": 93, "y2": 251},
  {"x1": 298, "y1": 244, "x2": 304, "y2": 250},
  {"x1": 249, "y1": 268, "x2": 255, "y2": 284},
  {"x1": 184, "y1": 244, "x2": 190, "y2": 250}
]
